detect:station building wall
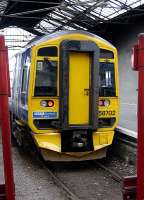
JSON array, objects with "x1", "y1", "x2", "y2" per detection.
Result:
[{"x1": 112, "y1": 25, "x2": 144, "y2": 105}]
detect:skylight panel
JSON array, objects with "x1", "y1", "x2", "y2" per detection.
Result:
[
  {"x1": 101, "y1": 7, "x2": 116, "y2": 15},
  {"x1": 60, "y1": 10, "x2": 74, "y2": 17},
  {"x1": 90, "y1": 10, "x2": 106, "y2": 19},
  {"x1": 75, "y1": 0, "x2": 96, "y2": 6},
  {"x1": 72, "y1": 5, "x2": 83, "y2": 12},
  {"x1": 130, "y1": 1, "x2": 142, "y2": 8},
  {"x1": 34, "y1": 0, "x2": 144, "y2": 34},
  {"x1": 86, "y1": 13, "x2": 96, "y2": 20},
  {"x1": 74, "y1": 5, "x2": 86, "y2": 11},
  {"x1": 54, "y1": 11, "x2": 72, "y2": 20},
  {"x1": 63, "y1": 26, "x2": 76, "y2": 30},
  {"x1": 108, "y1": 1, "x2": 120, "y2": 9},
  {"x1": 40, "y1": 20, "x2": 53, "y2": 28},
  {"x1": 51, "y1": 13, "x2": 63, "y2": 20},
  {"x1": 73, "y1": 23, "x2": 87, "y2": 30},
  {"x1": 126, "y1": 0, "x2": 136, "y2": 4},
  {"x1": 49, "y1": 20, "x2": 62, "y2": 26},
  {"x1": 67, "y1": 5, "x2": 77, "y2": 12}
]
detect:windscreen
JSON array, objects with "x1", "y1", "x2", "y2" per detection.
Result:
[
  {"x1": 99, "y1": 62, "x2": 116, "y2": 97},
  {"x1": 34, "y1": 60, "x2": 57, "y2": 96}
]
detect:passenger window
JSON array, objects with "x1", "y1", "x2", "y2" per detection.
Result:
[
  {"x1": 21, "y1": 66, "x2": 28, "y2": 92},
  {"x1": 21, "y1": 49, "x2": 31, "y2": 93},
  {"x1": 12, "y1": 56, "x2": 17, "y2": 94},
  {"x1": 34, "y1": 59, "x2": 57, "y2": 96}
]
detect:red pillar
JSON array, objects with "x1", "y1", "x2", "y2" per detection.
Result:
[
  {"x1": 137, "y1": 70, "x2": 144, "y2": 200},
  {"x1": 0, "y1": 36, "x2": 15, "y2": 200},
  {"x1": 123, "y1": 34, "x2": 144, "y2": 200},
  {"x1": 136, "y1": 34, "x2": 144, "y2": 200}
]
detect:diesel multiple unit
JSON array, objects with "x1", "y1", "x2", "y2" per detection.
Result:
[{"x1": 10, "y1": 31, "x2": 119, "y2": 161}]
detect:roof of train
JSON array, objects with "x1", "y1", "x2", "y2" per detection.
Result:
[{"x1": 26, "y1": 30, "x2": 115, "y2": 49}]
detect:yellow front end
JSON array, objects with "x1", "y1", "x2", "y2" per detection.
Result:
[
  {"x1": 27, "y1": 32, "x2": 119, "y2": 161},
  {"x1": 33, "y1": 130, "x2": 114, "y2": 161}
]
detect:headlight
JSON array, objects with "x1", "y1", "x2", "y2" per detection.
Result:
[
  {"x1": 40, "y1": 100, "x2": 47, "y2": 107},
  {"x1": 104, "y1": 99, "x2": 110, "y2": 107},
  {"x1": 99, "y1": 99, "x2": 110, "y2": 107}
]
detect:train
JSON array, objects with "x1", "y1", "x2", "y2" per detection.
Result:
[{"x1": 10, "y1": 30, "x2": 119, "y2": 161}]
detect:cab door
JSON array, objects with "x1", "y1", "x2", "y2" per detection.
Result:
[{"x1": 69, "y1": 52, "x2": 90, "y2": 125}]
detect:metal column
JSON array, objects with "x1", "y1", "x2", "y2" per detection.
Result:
[
  {"x1": 0, "y1": 36, "x2": 15, "y2": 200},
  {"x1": 123, "y1": 34, "x2": 144, "y2": 200}
]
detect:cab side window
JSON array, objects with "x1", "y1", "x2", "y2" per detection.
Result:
[
  {"x1": 35, "y1": 60, "x2": 57, "y2": 96},
  {"x1": 34, "y1": 46, "x2": 58, "y2": 97},
  {"x1": 99, "y1": 62, "x2": 116, "y2": 97}
]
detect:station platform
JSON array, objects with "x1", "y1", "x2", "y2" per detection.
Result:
[{"x1": 117, "y1": 102, "x2": 137, "y2": 138}]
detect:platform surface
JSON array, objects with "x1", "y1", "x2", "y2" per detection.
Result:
[
  {"x1": 0, "y1": 134, "x2": 4, "y2": 185},
  {"x1": 117, "y1": 102, "x2": 137, "y2": 138}
]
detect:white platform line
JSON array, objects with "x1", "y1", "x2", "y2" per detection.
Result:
[
  {"x1": 116, "y1": 126, "x2": 137, "y2": 139},
  {"x1": 121, "y1": 103, "x2": 137, "y2": 106}
]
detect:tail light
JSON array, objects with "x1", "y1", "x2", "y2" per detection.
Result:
[
  {"x1": 99, "y1": 99, "x2": 110, "y2": 107},
  {"x1": 47, "y1": 100, "x2": 54, "y2": 107}
]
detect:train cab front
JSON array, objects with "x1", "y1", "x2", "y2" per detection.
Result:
[{"x1": 28, "y1": 37, "x2": 118, "y2": 161}]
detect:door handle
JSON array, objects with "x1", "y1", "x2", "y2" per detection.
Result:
[{"x1": 84, "y1": 89, "x2": 89, "y2": 96}]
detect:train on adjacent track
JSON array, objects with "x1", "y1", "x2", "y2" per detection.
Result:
[{"x1": 10, "y1": 30, "x2": 119, "y2": 161}]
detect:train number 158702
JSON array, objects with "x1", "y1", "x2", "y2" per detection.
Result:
[{"x1": 99, "y1": 110, "x2": 116, "y2": 117}]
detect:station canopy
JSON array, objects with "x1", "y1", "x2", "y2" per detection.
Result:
[
  {"x1": 0, "y1": 0, "x2": 144, "y2": 52},
  {"x1": 0, "y1": 0, "x2": 144, "y2": 55}
]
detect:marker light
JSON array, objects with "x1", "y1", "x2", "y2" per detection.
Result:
[
  {"x1": 40, "y1": 100, "x2": 47, "y2": 107},
  {"x1": 104, "y1": 99, "x2": 110, "y2": 107},
  {"x1": 99, "y1": 100, "x2": 104, "y2": 106},
  {"x1": 47, "y1": 100, "x2": 54, "y2": 107}
]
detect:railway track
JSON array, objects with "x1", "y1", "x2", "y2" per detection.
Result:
[
  {"x1": 93, "y1": 160, "x2": 123, "y2": 183},
  {"x1": 38, "y1": 159, "x2": 123, "y2": 200},
  {"x1": 45, "y1": 165, "x2": 81, "y2": 200},
  {"x1": 43, "y1": 159, "x2": 124, "y2": 200},
  {"x1": 36, "y1": 157, "x2": 81, "y2": 200}
]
